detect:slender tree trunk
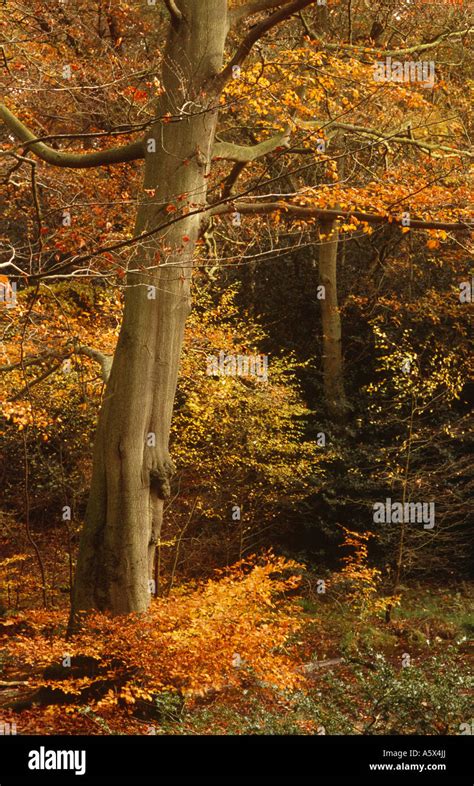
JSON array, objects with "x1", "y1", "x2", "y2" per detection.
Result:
[
  {"x1": 70, "y1": 0, "x2": 228, "y2": 624},
  {"x1": 318, "y1": 219, "x2": 348, "y2": 419}
]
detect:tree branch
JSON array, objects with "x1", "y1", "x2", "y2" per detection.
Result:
[
  {"x1": 217, "y1": 0, "x2": 319, "y2": 87},
  {"x1": 230, "y1": 0, "x2": 293, "y2": 25},
  {"x1": 212, "y1": 128, "x2": 291, "y2": 161},
  {"x1": 0, "y1": 349, "x2": 66, "y2": 373},
  {"x1": 339, "y1": 123, "x2": 474, "y2": 159},
  {"x1": 0, "y1": 103, "x2": 145, "y2": 169},
  {"x1": 74, "y1": 342, "x2": 113, "y2": 382},
  {"x1": 3, "y1": 343, "x2": 113, "y2": 396},
  {"x1": 320, "y1": 27, "x2": 473, "y2": 58},
  {"x1": 210, "y1": 200, "x2": 472, "y2": 231},
  {"x1": 221, "y1": 161, "x2": 248, "y2": 199},
  {"x1": 295, "y1": 119, "x2": 474, "y2": 159},
  {"x1": 10, "y1": 360, "x2": 64, "y2": 401},
  {"x1": 163, "y1": 0, "x2": 183, "y2": 24},
  {"x1": 23, "y1": 185, "x2": 472, "y2": 283}
]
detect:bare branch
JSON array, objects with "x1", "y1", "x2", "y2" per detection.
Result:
[
  {"x1": 0, "y1": 350, "x2": 66, "y2": 373},
  {"x1": 321, "y1": 27, "x2": 473, "y2": 58},
  {"x1": 0, "y1": 103, "x2": 145, "y2": 169},
  {"x1": 74, "y1": 342, "x2": 113, "y2": 382},
  {"x1": 295, "y1": 119, "x2": 474, "y2": 159},
  {"x1": 341, "y1": 124, "x2": 474, "y2": 160},
  {"x1": 1, "y1": 344, "x2": 113, "y2": 384},
  {"x1": 10, "y1": 360, "x2": 64, "y2": 401},
  {"x1": 212, "y1": 128, "x2": 291, "y2": 161}
]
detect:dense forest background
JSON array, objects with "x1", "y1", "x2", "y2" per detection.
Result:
[{"x1": 0, "y1": 0, "x2": 472, "y2": 738}]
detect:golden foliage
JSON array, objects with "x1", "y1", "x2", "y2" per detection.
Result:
[
  {"x1": 5, "y1": 554, "x2": 304, "y2": 713},
  {"x1": 329, "y1": 527, "x2": 400, "y2": 618}
]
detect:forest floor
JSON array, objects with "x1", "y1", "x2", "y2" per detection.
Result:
[{"x1": 1, "y1": 538, "x2": 472, "y2": 737}]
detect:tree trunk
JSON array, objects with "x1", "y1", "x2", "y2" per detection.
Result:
[
  {"x1": 70, "y1": 0, "x2": 228, "y2": 624},
  {"x1": 318, "y1": 219, "x2": 348, "y2": 419}
]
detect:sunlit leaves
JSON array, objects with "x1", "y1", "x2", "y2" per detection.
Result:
[
  {"x1": 4, "y1": 555, "x2": 305, "y2": 710},
  {"x1": 330, "y1": 528, "x2": 400, "y2": 619}
]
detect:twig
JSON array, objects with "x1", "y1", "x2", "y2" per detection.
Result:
[{"x1": 167, "y1": 497, "x2": 198, "y2": 595}]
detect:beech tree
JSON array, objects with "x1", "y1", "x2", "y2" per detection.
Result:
[
  {"x1": 2, "y1": 0, "x2": 323, "y2": 620},
  {"x1": 1, "y1": 0, "x2": 471, "y2": 623}
]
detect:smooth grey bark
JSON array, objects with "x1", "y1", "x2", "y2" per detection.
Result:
[
  {"x1": 318, "y1": 219, "x2": 348, "y2": 419},
  {"x1": 0, "y1": 103, "x2": 144, "y2": 168},
  {"x1": 70, "y1": 0, "x2": 229, "y2": 623}
]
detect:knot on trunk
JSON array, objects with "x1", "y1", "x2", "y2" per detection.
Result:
[{"x1": 149, "y1": 458, "x2": 175, "y2": 500}]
